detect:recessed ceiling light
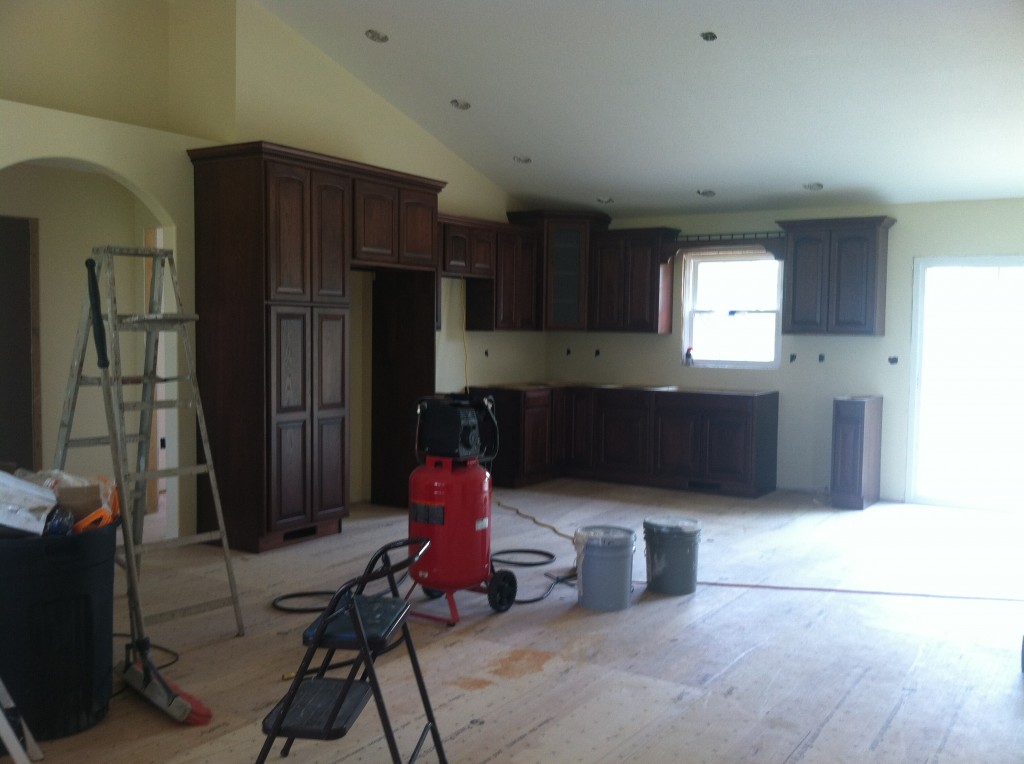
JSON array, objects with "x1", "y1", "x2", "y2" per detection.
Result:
[
  {"x1": 802, "y1": 182, "x2": 825, "y2": 191},
  {"x1": 700, "y1": 31, "x2": 718, "y2": 42},
  {"x1": 450, "y1": 98, "x2": 471, "y2": 111},
  {"x1": 512, "y1": 155, "x2": 532, "y2": 164},
  {"x1": 596, "y1": 196, "x2": 614, "y2": 204},
  {"x1": 364, "y1": 29, "x2": 389, "y2": 43},
  {"x1": 696, "y1": 189, "x2": 716, "y2": 198}
]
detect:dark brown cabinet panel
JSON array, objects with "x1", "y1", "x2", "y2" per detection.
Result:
[
  {"x1": 189, "y1": 141, "x2": 442, "y2": 550},
  {"x1": 353, "y1": 179, "x2": 398, "y2": 265},
  {"x1": 778, "y1": 216, "x2": 895, "y2": 335},
  {"x1": 441, "y1": 220, "x2": 496, "y2": 278},
  {"x1": 595, "y1": 389, "x2": 651, "y2": 478},
  {"x1": 469, "y1": 386, "x2": 553, "y2": 487},
  {"x1": 353, "y1": 180, "x2": 442, "y2": 270},
  {"x1": 652, "y1": 391, "x2": 778, "y2": 497},
  {"x1": 507, "y1": 210, "x2": 611, "y2": 331},
  {"x1": 590, "y1": 228, "x2": 678, "y2": 333},
  {"x1": 831, "y1": 395, "x2": 882, "y2": 509},
  {"x1": 465, "y1": 225, "x2": 540, "y2": 331}
]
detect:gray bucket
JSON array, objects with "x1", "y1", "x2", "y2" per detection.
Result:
[
  {"x1": 573, "y1": 525, "x2": 636, "y2": 611},
  {"x1": 643, "y1": 516, "x2": 701, "y2": 595}
]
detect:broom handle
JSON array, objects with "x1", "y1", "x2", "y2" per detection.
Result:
[{"x1": 86, "y1": 259, "x2": 150, "y2": 654}]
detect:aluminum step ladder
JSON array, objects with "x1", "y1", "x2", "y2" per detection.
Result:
[{"x1": 54, "y1": 245, "x2": 244, "y2": 636}]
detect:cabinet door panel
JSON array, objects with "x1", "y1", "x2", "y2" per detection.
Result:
[
  {"x1": 266, "y1": 162, "x2": 309, "y2": 301},
  {"x1": 271, "y1": 419, "x2": 309, "y2": 528},
  {"x1": 354, "y1": 180, "x2": 398, "y2": 264},
  {"x1": 624, "y1": 240, "x2": 656, "y2": 330},
  {"x1": 522, "y1": 404, "x2": 551, "y2": 476},
  {"x1": 567, "y1": 390, "x2": 593, "y2": 469},
  {"x1": 783, "y1": 230, "x2": 829, "y2": 332},
  {"x1": 829, "y1": 229, "x2": 874, "y2": 333},
  {"x1": 515, "y1": 234, "x2": 540, "y2": 329},
  {"x1": 470, "y1": 227, "x2": 496, "y2": 276},
  {"x1": 591, "y1": 239, "x2": 625, "y2": 330},
  {"x1": 596, "y1": 391, "x2": 649, "y2": 475},
  {"x1": 313, "y1": 308, "x2": 348, "y2": 518},
  {"x1": 705, "y1": 414, "x2": 751, "y2": 482},
  {"x1": 399, "y1": 188, "x2": 438, "y2": 267},
  {"x1": 547, "y1": 223, "x2": 588, "y2": 329},
  {"x1": 269, "y1": 306, "x2": 311, "y2": 529},
  {"x1": 311, "y1": 171, "x2": 350, "y2": 303},
  {"x1": 494, "y1": 232, "x2": 517, "y2": 329},
  {"x1": 653, "y1": 406, "x2": 703, "y2": 478},
  {"x1": 443, "y1": 224, "x2": 471, "y2": 274}
]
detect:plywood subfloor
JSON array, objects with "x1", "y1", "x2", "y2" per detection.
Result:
[{"x1": 31, "y1": 481, "x2": 1024, "y2": 763}]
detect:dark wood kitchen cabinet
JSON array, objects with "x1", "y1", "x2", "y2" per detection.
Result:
[
  {"x1": 589, "y1": 228, "x2": 679, "y2": 333},
  {"x1": 652, "y1": 390, "x2": 778, "y2": 497},
  {"x1": 831, "y1": 395, "x2": 882, "y2": 509},
  {"x1": 465, "y1": 225, "x2": 541, "y2": 331},
  {"x1": 594, "y1": 388, "x2": 652, "y2": 479},
  {"x1": 352, "y1": 179, "x2": 442, "y2": 270},
  {"x1": 439, "y1": 215, "x2": 496, "y2": 278},
  {"x1": 777, "y1": 216, "x2": 895, "y2": 335},
  {"x1": 189, "y1": 142, "x2": 444, "y2": 549},
  {"x1": 507, "y1": 210, "x2": 611, "y2": 330},
  {"x1": 189, "y1": 142, "x2": 356, "y2": 551},
  {"x1": 469, "y1": 386, "x2": 554, "y2": 487}
]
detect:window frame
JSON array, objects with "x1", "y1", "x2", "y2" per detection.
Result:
[{"x1": 681, "y1": 246, "x2": 783, "y2": 370}]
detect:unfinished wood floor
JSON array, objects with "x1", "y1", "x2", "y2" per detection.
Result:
[{"x1": 36, "y1": 480, "x2": 1024, "y2": 763}]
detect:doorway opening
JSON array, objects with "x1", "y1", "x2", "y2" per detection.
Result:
[{"x1": 908, "y1": 255, "x2": 1024, "y2": 508}]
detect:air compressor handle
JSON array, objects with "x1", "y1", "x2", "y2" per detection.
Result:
[{"x1": 85, "y1": 258, "x2": 110, "y2": 369}]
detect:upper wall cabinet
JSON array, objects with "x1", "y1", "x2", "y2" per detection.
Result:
[
  {"x1": 776, "y1": 216, "x2": 896, "y2": 335},
  {"x1": 353, "y1": 179, "x2": 443, "y2": 270},
  {"x1": 507, "y1": 210, "x2": 611, "y2": 331},
  {"x1": 590, "y1": 227, "x2": 680, "y2": 333},
  {"x1": 439, "y1": 214, "x2": 496, "y2": 278},
  {"x1": 465, "y1": 224, "x2": 541, "y2": 331}
]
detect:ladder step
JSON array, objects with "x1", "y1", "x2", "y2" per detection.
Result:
[
  {"x1": 116, "y1": 314, "x2": 197, "y2": 330},
  {"x1": 121, "y1": 399, "x2": 195, "y2": 412},
  {"x1": 66, "y1": 433, "x2": 144, "y2": 448},
  {"x1": 126, "y1": 464, "x2": 210, "y2": 481},
  {"x1": 113, "y1": 374, "x2": 192, "y2": 386},
  {"x1": 95, "y1": 245, "x2": 172, "y2": 259}
]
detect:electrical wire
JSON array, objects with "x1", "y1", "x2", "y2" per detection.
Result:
[{"x1": 494, "y1": 498, "x2": 575, "y2": 542}]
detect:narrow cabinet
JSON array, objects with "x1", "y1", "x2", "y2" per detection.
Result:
[
  {"x1": 777, "y1": 216, "x2": 895, "y2": 335},
  {"x1": 831, "y1": 395, "x2": 882, "y2": 509}
]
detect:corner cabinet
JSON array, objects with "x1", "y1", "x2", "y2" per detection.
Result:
[
  {"x1": 188, "y1": 141, "x2": 444, "y2": 551},
  {"x1": 590, "y1": 227, "x2": 679, "y2": 333},
  {"x1": 507, "y1": 210, "x2": 611, "y2": 330},
  {"x1": 777, "y1": 216, "x2": 895, "y2": 335}
]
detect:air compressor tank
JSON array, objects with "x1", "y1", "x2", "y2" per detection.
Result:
[{"x1": 409, "y1": 456, "x2": 491, "y2": 591}]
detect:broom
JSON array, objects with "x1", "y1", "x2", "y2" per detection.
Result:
[{"x1": 86, "y1": 258, "x2": 212, "y2": 726}]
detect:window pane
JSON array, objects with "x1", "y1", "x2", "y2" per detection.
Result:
[
  {"x1": 694, "y1": 259, "x2": 780, "y2": 311},
  {"x1": 692, "y1": 312, "x2": 778, "y2": 363}
]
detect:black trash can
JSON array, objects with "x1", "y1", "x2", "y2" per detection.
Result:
[{"x1": 0, "y1": 522, "x2": 117, "y2": 740}]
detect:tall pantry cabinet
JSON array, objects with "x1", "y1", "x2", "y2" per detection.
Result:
[{"x1": 189, "y1": 143, "x2": 352, "y2": 552}]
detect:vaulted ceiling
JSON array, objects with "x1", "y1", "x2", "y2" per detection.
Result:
[{"x1": 261, "y1": 0, "x2": 1024, "y2": 217}]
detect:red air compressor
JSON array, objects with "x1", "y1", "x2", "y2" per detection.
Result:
[{"x1": 408, "y1": 395, "x2": 516, "y2": 625}]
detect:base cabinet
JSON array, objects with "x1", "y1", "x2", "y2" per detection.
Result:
[
  {"x1": 831, "y1": 395, "x2": 882, "y2": 509},
  {"x1": 652, "y1": 391, "x2": 778, "y2": 497},
  {"x1": 479, "y1": 385, "x2": 777, "y2": 496}
]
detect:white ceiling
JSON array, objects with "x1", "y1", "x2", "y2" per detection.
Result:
[{"x1": 260, "y1": 0, "x2": 1024, "y2": 217}]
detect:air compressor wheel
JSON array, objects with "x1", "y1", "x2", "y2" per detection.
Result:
[{"x1": 487, "y1": 569, "x2": 517, "y2": 613}]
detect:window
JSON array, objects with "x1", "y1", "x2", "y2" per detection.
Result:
[{"x1": 682, "y1": 249, "x2": 782, "y2": 369}]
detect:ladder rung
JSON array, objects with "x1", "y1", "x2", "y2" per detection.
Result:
[
  {"x1": 121, "y1": 399, "x2": 195, "y2": 412},
  {"x1": 66, "y1": 433, "x2": 145, "y2": 448},
  {"x1": 117, "y1": 374, "x2": 191, "y2": 386},
  {"x1": 77, "y1": 375, "x2": 103, "y2": 386},
  {"x1": 116, "y1": 314, "x2": 197, "y2": 330},
  {"x1": 94, "y1": 245, "x2": 172, "y2": 259},
  {"x1": 126, "y1": 464, "x2": 210, "y2": 481}
]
